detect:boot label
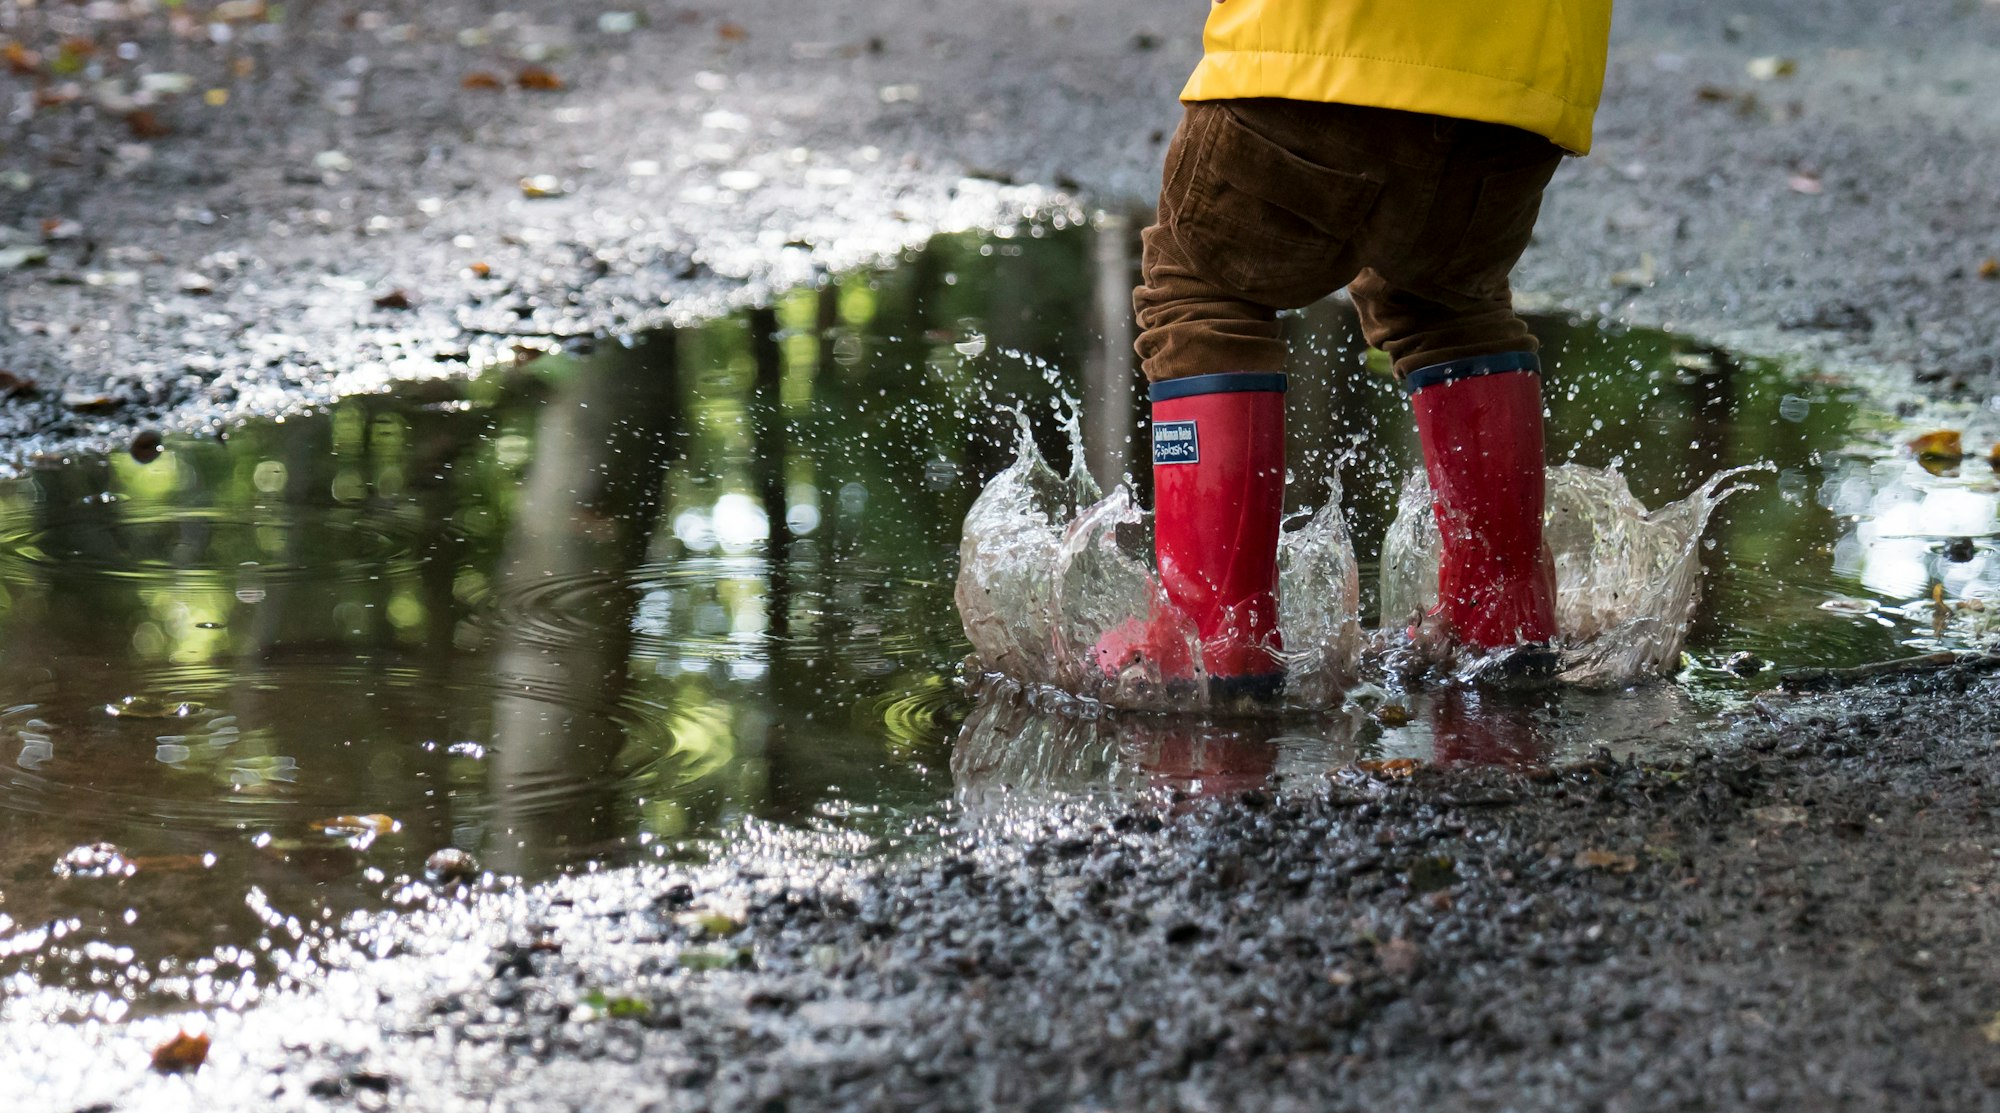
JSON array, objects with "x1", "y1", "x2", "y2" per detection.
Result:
[{"x1": 1153, "y1": 420, "x2": 1199, "y2": 465}]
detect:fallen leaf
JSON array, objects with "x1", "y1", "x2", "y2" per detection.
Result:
[
  {"x1": 1355, "y1": 758, "x2": 1421, "y2": 779},
  {"x1": 140, "y1": 72, "x2": 195, "y2": 96},
  {"x1": 0, "y1": 245, "x2": 50, "y2": 271},
  {"x1": 1610, "y1": 251, "x2": 1658, "y2": 289},
  {"x1": 461, "y1": 71, "x2": 504, "y2": 90},
  {"x1": 678, "y1": 909, "x2": 745, "y2": 937},
  {"x1": 0, "y1": 371, "x2": 39, "y2": 398},
  {"x1": 51, "y1": 38, "x2": 94, "y2": 76},
  {"x1": 1746, "y1": 55, "x2": 1797, "y2": 80},
  {"x1": 105, "y1": 695, "x2": 201, "y2": 718},
  {"x1": 4, "y1": 42, "x2": 41, "y2": 76},
  {"x1": 318, "y1": 814, "x2": 401, "y2": 838},
  {"x1": 519, "y1": 174, "x2": 567, "y2": 199},
  {"x1": 1750, "y1": 804, "x2": 1808, "y2": 828},
  {"x1": 126, "y1": 853, "x2": 212, "y2": 871},
  {"x1": 213, "y1": 0, "x2": 267, "y2": 21},
  {"x1": 372, "y1": 288, "x2": 413, "y2": 310},
  {"x1": 1373, "y1": 704, "x2": 1412, "y2": 727},
  {"x1": 1574, "y1": 848, "x2": 1638, "y2": 873},
  {"x1": 515, "y1": 66, "x2": 565, "y2": 91},
  {"x1": 1989, "y1": 443, "x2": 2000, "y2": 471},
  {"x1": 1723, "y1": 651, "x2": 1766, "y2": 677},
  {"x1": 467, "y1": 261, "x2": 492, "y2": 278},
  {"x1": 1405, "y1": 855, "x2": 1458, "y2": 893},
  {"x1": 125, "y1": 109, "x2": 171, "y2": 139},
  {"x1": 55, "y1": 842, "x2": 135, "y2": 879},
  {"x1": 1375, "y1": 937, "x2": 1421, "y2": 977},
  {"x1": 151, "y1": 1031, "x2": 210, "y2": 1074},
  {"x1": 580, "y1": 990, "x2": 651, "y2": 1018},
  {"x1": 1980, "y1": 257, "x2": 1999, "y2": 280},
  {"x1": 1908, "y1": 429, "x2": 1964, "y2": 459},
  {"x1": 677, "y1": 945, "x2": 751, "y2": 971},
  {"x1": 717, "y1": 21, "x2": 748, "y2": 41}
]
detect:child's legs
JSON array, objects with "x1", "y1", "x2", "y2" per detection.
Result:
[
  {"x1": 1133, "y1": 102, "x2": 1376, "y2": 382},
  {"x1": 1348, "y1": 121, "x2": 1563, "y2": 378},
  {"x1": 1133, "y1": 222, "x2": 1291, "y2": 379},
  {"x1": 1347, "y1": 270, "x2": 1539, "y2": 379}
]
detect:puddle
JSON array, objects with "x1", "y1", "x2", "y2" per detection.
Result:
[{"x1": 0, "y1": 221, "x2": 1992, "y2": 1017}]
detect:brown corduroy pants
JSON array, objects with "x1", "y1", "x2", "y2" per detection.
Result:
[{"x1": 1135, "y1": 99, "x2": 1565, "y2": 381}]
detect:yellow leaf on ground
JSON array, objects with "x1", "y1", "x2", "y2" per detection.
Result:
[
  {"x1": 1908, "y1": 430, "x2": 1964, "y2": 459},
  {"x1": 151, "y1": 1031, "x2": 210, "y2": 1074},
  {"x1": 1574, "y1": 848, "x2": 1638, "y2": 873}
]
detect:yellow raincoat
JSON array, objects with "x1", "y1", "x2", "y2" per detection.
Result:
[{"x1": 1181, "y1": 0, "x2": 1614, "y2": 154}]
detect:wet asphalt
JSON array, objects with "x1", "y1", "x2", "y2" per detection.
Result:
[{"x1": 6, "y1": 0, "x2": 2000, "y2": 1109}]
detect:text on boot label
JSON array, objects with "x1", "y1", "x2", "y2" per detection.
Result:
[{"x1": 1153, "y1": 420, "x2": 1199, "y2": 465}]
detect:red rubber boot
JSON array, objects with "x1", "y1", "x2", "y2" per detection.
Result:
[
  {"x1": 1405, "y1": 353, "x2": 1558, "y2": 664},
  {"x1": 1094, "y1": 372, "x2": 1288, "y2": 701}
]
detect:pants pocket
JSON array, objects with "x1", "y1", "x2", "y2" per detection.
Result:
[
  {"x1": 1426, "y1": 155, "x2": 1562, "y2": 303},
  {"x1": 1166, "y1": 104, "x2": 1383, "y2": 309}
]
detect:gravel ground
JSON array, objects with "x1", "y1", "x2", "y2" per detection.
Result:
[
  {"x1": 1, "y1": 0, "x2": 1998, "y2": 467},
  {"x1": 10, "y1": 662, "x2": 2000, "y2": 1111}
]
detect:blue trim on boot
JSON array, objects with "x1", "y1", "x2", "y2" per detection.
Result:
[
  {"x1": 1402, "y1": 351, "x2": 1540, "y2": 396},
  {"x1": 1149, "y1": 371, "x2": 1289, "y2": 402}
]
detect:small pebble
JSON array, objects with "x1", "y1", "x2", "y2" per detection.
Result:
[
  {"x1": 426, "y1": 847, "x2": 479, "y2": 886},
  {"x1": 130, "y1": 430, "x2": 163, "y2": 463}
]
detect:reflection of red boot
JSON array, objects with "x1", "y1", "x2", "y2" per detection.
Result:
[
  {"x1": 1146, "y1": 724, "x2": 1281, "y2": 798},
  {"x1": 1095, "y1": 372, "x2": 1288, "y2": 701},
  {"x1": 1093, "y1": 609, "x2": 1195, "y2": 682},
  {"x1": 1426, "y1": 689, "x2": 1546, "y2": 768},
  {"x1": 1407, "y1": 354, "x2": 1558, "y2": 674}
]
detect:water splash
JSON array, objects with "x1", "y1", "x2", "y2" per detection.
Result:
[
  {"x1": 1380, "y1": 463, "x2": 1767, "y2": 687},
  {"x1": 959, "y1": 415, "x2": 1762, "y2": 704},
  {"x1": 955, "y1": 411, "x2": 1363, "y2": 710}
]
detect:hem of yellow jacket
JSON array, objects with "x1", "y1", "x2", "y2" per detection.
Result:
[{"x1": 1181, "y1": 50, "x2": 1597, "y2": 156}]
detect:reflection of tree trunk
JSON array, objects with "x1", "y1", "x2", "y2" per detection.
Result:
[
  {"x1": 485, "y1": 337, "x2": 680, "y2": 876},
  {"x1": 1680, "y1": 352, "x2": 1739, "y2": 648},
  {"x1": 243, "y1": 415, "x2": 335, "y2": 656},
  {"x1": 400, "y1": 403, "x2": 486, "y2": 854},
  {"x1": 751, "y1": 305, "x2": 816, "y2": 825},
  {"x1": 1085, "y1": 214, "x2": 1136, "y2": 491},
  {"x1": 749, "y1": 306, "x2": 793, "y2": 582}
]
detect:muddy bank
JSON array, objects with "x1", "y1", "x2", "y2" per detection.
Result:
[
  {"x1": 9, "y1": 661, "x2": 2000, "y2": 1111},
  {"x1": 2, "y1": 0, "x2": 1999, "y2": 468}
]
